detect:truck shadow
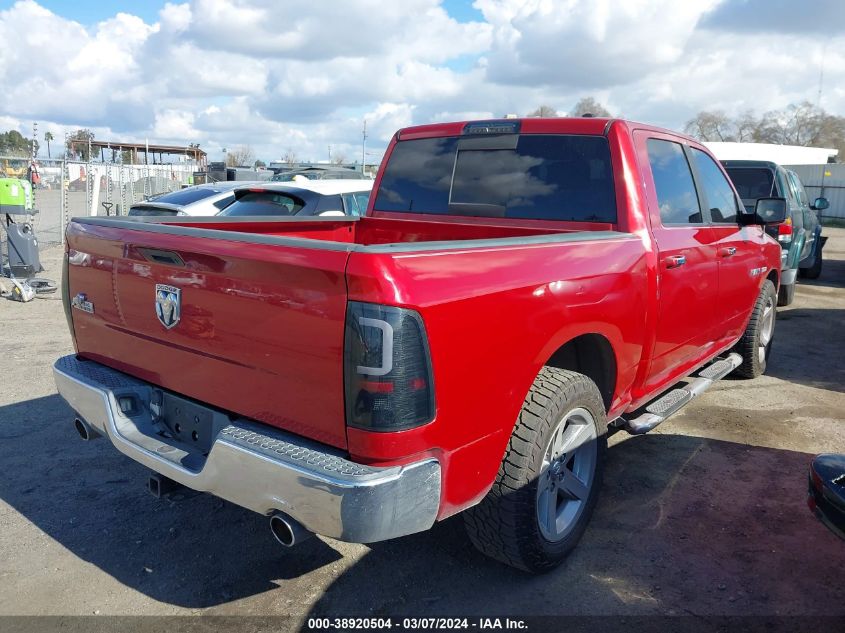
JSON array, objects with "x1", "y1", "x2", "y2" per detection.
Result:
[
  {"x1": 1, "y1": 396, "x2": 843, "y2": 613},
  {"x1": 303, "y1": 432, "x2": 845, "y2": 617},
  {"x1": 767, "y1": 307, "x2": 845, "y2": 393},
  {"x1": 0, "y1": 394, "x2": 343, "y2": 608},
  {"x1": 797, "y1": 253, "x2": 845, "y2": 290}
]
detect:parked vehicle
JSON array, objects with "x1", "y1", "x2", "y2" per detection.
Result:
[
  {"x1": 723, "y1": 161, "x2": 828, "y2": 305},
  {"x1": 271, "y1": 167, "x2": 368, "y2": 182},
  {"x1": 217, "y1": 180, "x2": 373, "y2": 218},
  {"x1": 128, "y1": 182, "x2": 259, "y2": 217},
  {"x1": 54, "y1": 117, "x2": 784, "y2": 572},
  {"x1": 809, "y1": 454, "x2": 845, "y2": 541}
]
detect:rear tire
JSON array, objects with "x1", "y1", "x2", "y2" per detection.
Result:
[
  {"x1": 733, "y1": 280, "x2": 777, "y2": 379},
  {"x1": 777, "y1": 281, "x2": 795, "y2": 307},
  {"x1": 463, "y1": 368, "x2": 606, "y2": 573}
]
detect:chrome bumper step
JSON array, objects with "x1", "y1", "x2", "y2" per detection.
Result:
[
  {"x1": 622, "y1": 352, "x2": 742, "y2": 435},
  {"x1": 53, "y1": 355, "x2": 441, "y2": 543}
]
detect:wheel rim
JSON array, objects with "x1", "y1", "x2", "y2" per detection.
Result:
[
  {"x1": 758, "y1": 295, "x2": 775, "y2": 364},
  {"x1": 536, "y1": 407, "x2": 598, "y2": 542}
]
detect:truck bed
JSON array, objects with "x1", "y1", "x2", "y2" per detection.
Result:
[
  {"x1": 76, "y1": 214, "x2": 616, "y2": 250},
  {"x1": 65, "y1": 214, "x2": 635, "y2": 451}
]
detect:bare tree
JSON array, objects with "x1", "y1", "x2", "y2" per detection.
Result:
[
  {"x1": 526, "y1": 105, "x2": 558, "y2": 118},
  {"x1": 331, "y1": 153, "x2": 347, "y2": 165},
  {"x1": 817, "y1": 112, "x2": 845, "y2": 157},
  {"x1": 226, "y1": 145, "x2": 255, "y2": 167},
  {"x1": 282, "y1": 148, "x2": 298, "y2": 166},
  {"x1": 684, "y1": 101, "x2": 845, "y2": 157},
  {"x1": 683, "y1": 110, "x2": 735, "y2": 141},
  {"x1": 570, "y1": 97, "x2": 611, "y2": 118},
  {"x1": 733, "y1": 110, "x2": 759, "y2": 143}
]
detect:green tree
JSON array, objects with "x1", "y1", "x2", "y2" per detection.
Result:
[
  {"x1": 254, "y1": 159, "x2": 266, "y2": 168},
  {"x1": 44, "y1": 131, "x2": 54, "y2": 158},
  {"x1": 66, "y1": 129, "x2": 96, "y2": 160},
  {"x1": 0, "y1": 130, "x2": 35, "y2": 157}
]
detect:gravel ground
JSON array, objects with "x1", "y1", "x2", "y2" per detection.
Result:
[{"x1": 0, "y1": 229, "x2": 843, "y2": 625}]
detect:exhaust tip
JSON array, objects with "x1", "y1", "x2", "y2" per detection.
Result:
[
  {"x1": 270, "y1": 512, "x2": 311, "y2": 548},
  {"x1": 74, "y1": 417, "x2": 99, "y2": 441}
]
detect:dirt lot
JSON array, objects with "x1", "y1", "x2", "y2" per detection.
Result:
[{"x1": 1, "y1": 230, "x2": 843, "y2": 624}]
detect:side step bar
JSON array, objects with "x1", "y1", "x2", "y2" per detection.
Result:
[{"x1": 621, "y1": 353, "x2": 742, "y2": 435}]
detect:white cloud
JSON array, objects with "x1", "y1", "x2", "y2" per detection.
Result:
[
  {"x1": 477, "y1": 0, "x2": 720, "y2": 88},
  {"x1": 152, "y1": 109, "x2": 198, "y2": 139},
  {"x1": 184, "y1": 0, "x2": 491, "y2": 63},
  {"x1": 0, "y1": 0, "x2": 843, "y2": 164}
]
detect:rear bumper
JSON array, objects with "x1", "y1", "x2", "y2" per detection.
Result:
[
  {"x1": 782, "y1": 266, "x2": 798, "y2": 286},
  {"x1": 53, "y1": 355, "x2": 441, "y2": 543},
  {"x1": 808, "y1": 454, "x2": 845, "y2": 541}
]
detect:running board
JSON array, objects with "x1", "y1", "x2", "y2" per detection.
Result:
[{"x1": 621, "y1": 353, "x2": 742, "y2": 435}]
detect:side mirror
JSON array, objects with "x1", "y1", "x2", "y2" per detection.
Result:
[
  {"x1": 808, "y1": 453, "x2": 845, "y2": 541},
  {"x1": 812, "y1": 197, "x2": 830, "y2": 211},
  {"x1": 754, "y1": 197, "x2": 788, "y2": 225}
]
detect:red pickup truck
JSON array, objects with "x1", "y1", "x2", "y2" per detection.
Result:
[{"x1": 54, "y1": 117, "x2": 784, "y2": 572}]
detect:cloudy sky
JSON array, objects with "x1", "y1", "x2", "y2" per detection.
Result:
[{"x1": 0, "y1": 0, "x2": 843, "y2": 164}]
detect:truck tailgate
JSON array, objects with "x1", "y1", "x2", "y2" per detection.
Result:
[{"x1": 65, "y1": 221, "x2": 351, "y2": 448}]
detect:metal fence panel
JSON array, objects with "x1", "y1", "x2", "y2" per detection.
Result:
[
  {"x1": 1, "y1": 156, "x2": 197, "y2": 257},
  {"x1": 786, "y1": 164, "x2": 845, "y2": 221}
]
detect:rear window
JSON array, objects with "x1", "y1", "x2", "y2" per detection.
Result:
[
  {"x1": 152, "y1": 188, "x2": 223, "y2": 205},
  {"x1": 374, "y1": 134, "x2": 616, "y2": 222},
  {"x1": 128, "y1": 206, "x2": 178, "y2": 217},
  {"x1": 724, "y1": 168, "x2": 774, "y2": 199},
  {"x1": 218, "y1": 191, "x2": 306, "y2": 217}
]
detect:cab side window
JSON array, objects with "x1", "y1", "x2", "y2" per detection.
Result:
[
  {"x1": 788, "y1": 171, "x2": 809, "y2": 207},
  {"x1": 342, "y1": 193, "x2": 362, "y2": 216},
  {"x1": 690, "y1": 148, "x2": 739, "y2": 224},
  {"x1": 646, "y1": 139, "x2": 702, "y2": 225}
]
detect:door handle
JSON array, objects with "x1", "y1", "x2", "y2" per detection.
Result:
[
  {"x1": 664, "y1": 255, "x2": 686, "y2": 269},
  {"x1": 719, "y1": 247, "x2": 737, "y2": 257}
]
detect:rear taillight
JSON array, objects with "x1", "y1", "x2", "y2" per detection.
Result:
[
  {"x1": 777, "y1": 217, "x2": 793, "y2": 242},
  {"x1": 344, "y1": 302, "x2": 435, "y2": 431}
]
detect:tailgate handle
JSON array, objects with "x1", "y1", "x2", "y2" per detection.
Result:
[{"x1": 139, "y1": 248, "x2": 185, "y2": 267}]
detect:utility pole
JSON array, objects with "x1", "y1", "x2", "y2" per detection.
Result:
[
  {"x1": 328, "y1": 145, "x2": 332, "y2": 163},
  {"x1": 817, "y1": 40, "x2": 828, "y2": 109},
  {"x1": 362, "y1": 119, "x2": 367, "y2": 175}
]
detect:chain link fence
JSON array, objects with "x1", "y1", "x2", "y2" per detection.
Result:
[{"x1": 1, "y1": 157, "x2": 196, "y2": 253}]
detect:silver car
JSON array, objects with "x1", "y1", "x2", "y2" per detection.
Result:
[{"x1": 128, "y1": 182, "x2": 260, "y2": 217}]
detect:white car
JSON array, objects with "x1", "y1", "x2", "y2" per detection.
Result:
[
  {"x1": 216, "y1": 179, "x2": 374, "y2": 218},
  {"x1": 128, "y1": 181, "x2": 261, "y2": 217}
]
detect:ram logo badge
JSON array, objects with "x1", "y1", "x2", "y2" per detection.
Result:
[{"x1": 155, "y1": 284, "x2": 181, "y2": 329}]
